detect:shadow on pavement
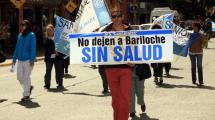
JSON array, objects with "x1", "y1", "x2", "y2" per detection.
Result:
[
  {"x1": 62, "y1": 92, "x2": 110, "y2": 97},
  {"x1": 48, "y1": 87, "x2": 68, "y2": 93},
  {"x1": 163, "y1": 74, "x2": 184, "y2": 79},
  {"x1": 0, "y1": 99, "x2": 7, "y2": 103},
  {"x1": 13, "y1": 100, "x2": 40, "y2": 108},
  {"x1": 139, "y1": 113, "x2": 159, "y2": 120},
  {"x1": 158, "y1": 83, "x2": 215, "y2": 90},
  {"x1": 170, "y1": 67, "x2": 183, "y2": 70},
  {"x1": 81, "y1": 65, "x2": 98, "y2": 69}
]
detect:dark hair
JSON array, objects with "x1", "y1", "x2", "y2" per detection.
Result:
[
  {"x1": 22, "y1": 20, "x2": 32, "y2": 36},
  {"x1": 192, "y1": 22, "x2": 201, "y2": 30},
  {"x1": 151, "y1": 24, "x2": 162, "y2": 29}
]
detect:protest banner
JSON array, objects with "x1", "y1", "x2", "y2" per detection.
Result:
[
  {"x1": 73, "y1": 0, "x2": 111, "y2": 33},
  {"x1": 69, "y1": 29, "x2": 173, "y2": 65},
  {"x1": 54, "y1": 15, "x2": 73, "y2": 56},
  {"x1": 212, "y1": 22, "x2": 215, "y2": 31},
  {"x1": 153, "y1": 14, "x2": 192, "y2": 57}
]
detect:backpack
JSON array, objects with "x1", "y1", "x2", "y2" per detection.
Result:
[{"x1": 135, "y1": 64, "x2": 152, "y2": 80}]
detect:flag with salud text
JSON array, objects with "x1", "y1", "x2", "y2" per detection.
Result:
[
  {"x1": 54, "y1": 15, "x2": 73, "y2": 56},
  {"x1": 153, "y1": 14, "x2": 192, "y2": 57},
  {"x1": 72, "y1": 0, "x2": 112, "y2": 33}
]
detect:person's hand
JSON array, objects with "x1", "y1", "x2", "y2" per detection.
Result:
[
  {"x1": 127, "y1": 62, "x2": 134, "y2": 67},
  {"x1": 29, "y1": 61, "x2": 34, "y2": 67}
]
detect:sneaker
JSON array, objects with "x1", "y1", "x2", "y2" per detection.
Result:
[
  {"x1": 154, "y1": 77, "x2": 159, "y2": 85},
  {"x1": 30, "y1": 86, "x2": 34, "y2": 95},
  {"x1": 166, "y1": 73, "x2": 171, "y2": 77},
  {"x1": 141, "y1": 104, "x2": 146, "y2": 112},
  {"x1": 129, "y1": 113, "x2": 136, "y2": 118},
  {"x1": 192, "y1": 82, "x2": 198, "y2": 85},
  {"x1": 21, "y1": 96, "x2": 30, "y2": 101},
  {"x1": 102, "y1": 90, "x2": 110, "y2": 95},
  {"x1": 44, "y1": 85, "x2": 50, "y2": 90},
  {"x1": 159, "y1": 77, "x2": 163, "y2": 85},
  {"x1": 57, "y1": 85, "x2": 64, "y2": 89}
]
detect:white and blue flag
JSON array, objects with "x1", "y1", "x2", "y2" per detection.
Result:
[
  {"x1": 73, "y1": 0, "x2": 111, "y2": 33},
  {"x1": 54, "y1": 15, "x2": 73, "y2": 56}
]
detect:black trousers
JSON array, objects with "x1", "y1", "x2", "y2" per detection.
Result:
[
  {"x1": 163, "y1": 62, "x2": 171, "y2": 74},
  {"x1": 63, "y1": 57, "x2": 70, "y2": 74},
  {"x1": 98, "y1": 65, "x2": 108, "y2": 91},
  {"x1": 44, "y1": 60, "x2": 64, "y2": 87},
  {"x1": 151, "y1": 63, "x2": 163, "y2": 77}
]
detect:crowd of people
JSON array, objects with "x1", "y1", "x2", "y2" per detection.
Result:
[{"x1": 0, "y1": 6, "x2": 212, "y2": 120}]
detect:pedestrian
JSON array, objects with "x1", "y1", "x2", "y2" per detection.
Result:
[
  {"x1": 105, "y1": 7, "x2": 133, "y2": 120},
  {"x1": 44, "y1": 24, "x2": 64, "y2": 89},
  {"x1": 150, "y1": 24, "x2": 164, "y2": 85},
  {"x1": 98, "y1": 65, "x2": 109, "y2": 95},
  {"x1": 129, "y1": 63, "x2": 151, "y2": 118},
  {"x1": 163, "y1": 62, "x2": 171, "y2": 77},
  {"x1": 189, "y1": 22, "x2": 205, "y2": 86},
  {"x1": 0, "y1": 21, "x2": 8, "y2": 52},
  {"x1": 12, "y1": 20, "x2": 36, "y2": 101}
]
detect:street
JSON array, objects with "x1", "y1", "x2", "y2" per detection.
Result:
[{"x1": 0, "y1": 39, "x2": 215, "y2": 120}]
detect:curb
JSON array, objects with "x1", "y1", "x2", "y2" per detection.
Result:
[{"x1": 0, "y1": 57, "x2": 44, "y2": 67}]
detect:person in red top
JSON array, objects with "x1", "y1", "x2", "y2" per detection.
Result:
[{"x1": 105, "y1": 7, "x2": 133, "y2": 120}]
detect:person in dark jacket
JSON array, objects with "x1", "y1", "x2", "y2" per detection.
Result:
[{"x1": 44, "y1": 24, "x2": 64, "y2": 89}]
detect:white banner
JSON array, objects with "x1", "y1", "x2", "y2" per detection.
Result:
[
  {"x1": 73, "y1": 0, "x2": 111, "y2": 33},
  {"x1": 69, "y1": 29, "x2": 173, "y2": 65}
]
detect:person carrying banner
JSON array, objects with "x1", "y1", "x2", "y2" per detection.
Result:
[
  {"x1": 44, "y1": 24, "x2": 64, "y2": 90},
  {"x1": 12, "y1": 20, "x2": 36, "y2": 101},
  {"x1": 104, "y1": 7, "x2": 133, "y2": 120},
  {"x1": 189, "y1": 22, "x2": 205, "y2": 86}
]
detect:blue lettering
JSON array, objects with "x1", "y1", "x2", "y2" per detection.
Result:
[
  {"x1": 82, "y1": 47, "x2": 91, "y2": 63},
  {"x1": 124, "y1": 46, "x2": 134, "y2": 61},
  {"x1": 142, "y1": 45, "x2": 152, "y2": 60},
  {"x1": 58, "y1": 18, "x2": 64, "y2": 27},
  {"x1": 97, "y1": 46, "x2": 108, "y2": 62},
  {"x1": 92, "y1": 47, "x2": 96, "y2": 62},
  {"x1": 113, "y1": 46, "x2": 123, "y2": 62},
  {"x1": 153, "y1": 45, "x2": 162, "y2": 60},
  {"x1": 134, "y1": 46, "x2": 142, "y2": 61},
  {"x1": 165, "y1": 21, "x2": 173, "y2": 29}
]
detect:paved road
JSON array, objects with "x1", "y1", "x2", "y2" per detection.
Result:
[{"x1": 0, "y1": 39, "x2": 215, "y2": 120}]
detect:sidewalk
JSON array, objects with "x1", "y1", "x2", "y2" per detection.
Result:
[
  {"x1": 0, "y1": 56, "x2": 44, "y2": 67},
  {"x1": 0, "y1": 48, "x2": 44, "y2": 67}
]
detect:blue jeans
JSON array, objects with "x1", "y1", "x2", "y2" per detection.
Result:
[{"x1": 189, "y1": 54, "x2": 203, "y2": 84}]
